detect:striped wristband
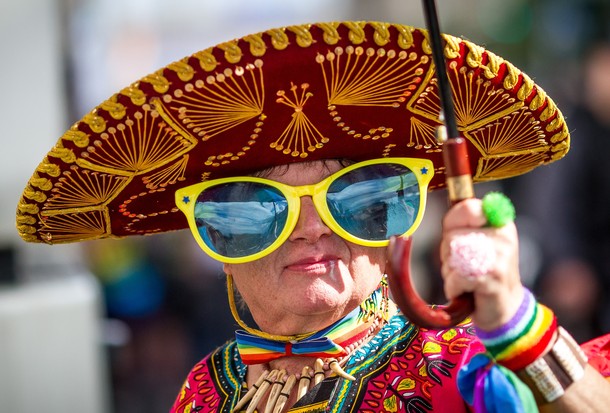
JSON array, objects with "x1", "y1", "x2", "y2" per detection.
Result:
[{"x1": 476, "y1": 288, "x2": 558, "y2": 371}]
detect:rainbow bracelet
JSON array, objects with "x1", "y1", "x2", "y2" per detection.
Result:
[{"x1": 476, "y1": 288, "x2": 558, "y2": 372}]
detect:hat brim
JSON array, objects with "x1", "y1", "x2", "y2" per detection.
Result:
[{"x1": 17, "y1": 21, "x2": 569, "y2": 244}]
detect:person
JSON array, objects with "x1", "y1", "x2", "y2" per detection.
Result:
[{"x1": 15, "y1": 21, "x2": 610, "y2": 412}]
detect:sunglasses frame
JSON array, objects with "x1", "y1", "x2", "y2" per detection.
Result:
[{"x1": 175, "y1": 157, "x2": 434, "y2": 263}]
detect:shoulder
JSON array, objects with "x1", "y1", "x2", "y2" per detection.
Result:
[
  {"x1": 169, "y1": 340, "x2": 244, "y2": 413},
  {"x1": 338, "y1": 315, "x2": 479, "y2": 412}
]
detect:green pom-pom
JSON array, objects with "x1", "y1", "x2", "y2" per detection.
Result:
[{"x1": 482, "y1": 192, "x2": 515, "y2": 228}]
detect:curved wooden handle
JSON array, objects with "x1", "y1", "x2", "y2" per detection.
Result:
[{"x1": 387, "y1": 236, "x2": 474, "y2": 329}]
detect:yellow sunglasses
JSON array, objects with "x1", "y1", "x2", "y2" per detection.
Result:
[{"x1": 175, "y1": 157, "x2": 434, "y2": 263}]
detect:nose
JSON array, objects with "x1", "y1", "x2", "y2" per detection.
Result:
[{"x1": 289, "y1": 196, "x2": 332, "y2": 243}]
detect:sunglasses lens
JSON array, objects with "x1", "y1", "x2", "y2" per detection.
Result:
[
  {"x1": 326, "y1": 163, "x2": 421, "y2": 241},
  {"x1": 193, "y1": 182, "x2": 288, "y2": 258}
]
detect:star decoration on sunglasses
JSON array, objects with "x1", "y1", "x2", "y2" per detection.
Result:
[
  {"x1": 182, "y1": 195, "x2": 191, "y2": 205},
  {"x1": 421, "y1": 166, "x2": 429, "y2": 175}
]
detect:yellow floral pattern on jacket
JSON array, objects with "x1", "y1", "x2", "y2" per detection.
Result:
[{"x1": 170, "y1": 314, "x2": 483, "y2": 413}]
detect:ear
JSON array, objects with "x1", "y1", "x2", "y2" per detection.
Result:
[{"x1": 223, "y1": 263, "x2": 232, "y2": 275}]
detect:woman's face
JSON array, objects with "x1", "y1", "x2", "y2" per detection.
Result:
[{"x1": 223, "y1": 160, "x2": 387, "y2": 335}]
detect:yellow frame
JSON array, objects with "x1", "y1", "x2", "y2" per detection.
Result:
[{"x1": 175, "y1": 157, "x2": 434, "y2": 263}]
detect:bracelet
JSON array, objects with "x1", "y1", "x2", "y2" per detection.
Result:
[
  {"x1": 476, "y1": 289, "x2": 558, "y2": 371},
  {"x1": 517, "y1": 327, "x2": 588, "y2": 404}
]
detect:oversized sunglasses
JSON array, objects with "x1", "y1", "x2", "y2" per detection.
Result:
[{"x1": 175, "y1": 157, "x2": 434, "y2": 263}]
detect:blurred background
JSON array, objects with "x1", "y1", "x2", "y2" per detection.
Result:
[{"x1": 2, "y1": 0, "x2": 609, "y2": 412}]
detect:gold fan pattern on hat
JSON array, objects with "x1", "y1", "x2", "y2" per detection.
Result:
[{"x1": 16, "y1": 21, "x2": 569, "y2": 244}]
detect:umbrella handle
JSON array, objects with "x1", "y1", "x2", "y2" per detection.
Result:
[
  {"x1": 387, "y1": 236, "x2": 474, "y2": 329},
  {"x1": 387, "y1": 136, "x2": 475, "y2": 329}
]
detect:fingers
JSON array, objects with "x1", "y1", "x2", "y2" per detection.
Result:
[
  {"x1": 439, "y1": 198, "x2": 523, "y2": 330},
  {"x1": 442, "y1": 198, "x2": 487, "y2": 232},
  {"x1": 440, "y1": 222, "x2": 519, "y2": 295}
]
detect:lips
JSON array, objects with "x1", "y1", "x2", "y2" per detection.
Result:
[{"x1": 285, "y1": 255, "x2": 339, "y2": 272}]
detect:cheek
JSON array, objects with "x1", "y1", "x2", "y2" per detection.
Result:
[
  {"x1": 349, "y1": 246, "x2": 387, "y2": 275},
  {"x1": 224, "y1": 259, "x2": 274, "y2": 300}
]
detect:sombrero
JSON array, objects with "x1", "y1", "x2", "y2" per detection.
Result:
[{"x1": 16, "y1": 21, "x2": 569, "y2": 244}]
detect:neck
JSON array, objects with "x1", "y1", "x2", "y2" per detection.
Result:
[{"x1": 241, "y1": 316, "x2": 386, "y2": 413}]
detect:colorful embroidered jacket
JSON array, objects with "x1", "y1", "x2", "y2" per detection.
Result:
[{"x1": 170, "y1": 314, "x2": 485, "y2": 413}]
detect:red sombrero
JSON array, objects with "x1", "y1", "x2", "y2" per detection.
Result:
[{"x1": 16, "y1": 21, "x2": 569, "y2": 244}]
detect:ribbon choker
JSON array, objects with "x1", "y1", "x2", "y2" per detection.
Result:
[{"x1": 229, "y1": 276, "x2": 390, "y2": 365}]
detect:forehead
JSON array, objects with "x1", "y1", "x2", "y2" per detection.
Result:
[{"x1": 254, "y1": 159, "x2": 348, "y2": 180}]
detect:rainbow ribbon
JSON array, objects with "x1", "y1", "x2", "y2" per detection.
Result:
[{"x1": 236, "y1": 287, "x2": 385, "y2": 365}]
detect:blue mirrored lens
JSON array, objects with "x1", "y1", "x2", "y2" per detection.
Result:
[
  {"x1": 327, "y1": 164, "x2": 420, "y2": 240},
  {"x1": 194, "y1": 182, "x2": 288, "y2": 258}
]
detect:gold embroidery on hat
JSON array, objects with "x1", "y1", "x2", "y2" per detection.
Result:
[
  {"x1": 481, "y1": 51, "x2": 502, "y2": 79},
  {"x1": 142, "y1": 71, "x2": 170, "y2": 94},
  {"x1": 18, "y1": 203, "x2": 39, "y2": 215},
  {"x1": 219, "y1": 40, "x2": 243, "y2": 64},
  {"x1": 465, "y1": 43, "x2": 483, "y2": 68},
  {"x1": 503, "y1": 66, "x2": 520, "y2": 90},
  {"x1": 529, "y1": 87, "x2": 546, "y2": 112},
  {"x1": 23, "y1": 186, "x2": 47, "y2": 203},
  {"x1": 444, "y1": 35, "x2": 461, "y2": 60},
  {"x1": 75, "y1": 105, "x2": 195, "y2": 176},
  {"x1": 16, "y1": 201, "x2": 40, "y2": 240},
  {"x1": 317, "y1": 22, "x2": 340, "y2": 45},
  {"x1": 37, "y1": 160, "x2": 61, "y2": 178},
  {"x1": 370, "y1": 22, "x2": 391, "y2": 46},
  {"x1": 38, "y1": 209, "x2": 109, "y2": 243},
  {"x1": 409, "y1": 118, "x2": 442, "y2": 151},
  {"x1": 142, "y1": 155, "x2": 188, "y2": 189},
  {"x1": 288, "y1": 25, "x2": 313, "y2": 48},
  {"x1": 62, "y1": 129, "x2": 90, "y2": 148},
  {"x1": 476, "y1": 152, "x2": 548, "y2": 181},
  {"x1": 99, "y1": 98, "x2": 127, "y2": 121},
  {"x1": 420, "y1": 31, "x2": 433, "y2": 56},
  {"x1": 545, "y1": 114, "x2": 561, "y2": 132},
  {"x1": 467, "y1": 107, "x2": 546, "y2": 157},
  {"x1": 42, "y1": 168, "x2": 129, "y2": 211},
  {"x1": 82, "y1": 111, "x2": 107, "y2": 134},
  {"x1": 344, "y1": 21, "x2": 366, "y2": 45},
  {"x1": 320, "y1": 42, "x2": 425, "y2": 142},
  {"x1": 29, "y1": 175, "x2": 52, "y2": 191},
  {"x1": 16, "y1": 214, "x2": 36, "y2": 225},
  {"x1": 194, "y1": 48, "x2": 218, "y2": 72},
  {"x1": 410, "y1": 60, "x2": 521, "y2": 131},
  {"x1": 551, "y1": 124, "x2": 569, "y2": 144},
  {"x1": 395, "y1": 25, "x2": 415, "y2": 50},
  {"x1": 321, "y1": 45, "x2": 423, "y2": 107},
  {"x1": 517, "y1": 74, "x2": 535, "y2": 102},
  {"x1": 244, "y1": 34, "x2": 267, "y2": 57},
  {"x1": 168, "y1": 60, "x2": 195, "y2": 82},
  {"x1": 120, "y1": 84, "x2": 147, "y2": 106},
  {"x1": 49, "y1": 143, "x2": 76, "y2": 164},
  {"x1": 271, "y1": 83, "x2": 327, "y2": 158},
  {"x1": 452, "y1": 64, "x2": 522, "y2": 129},
  {"x1": 159, "y1": 61, "x2": 264, "y2": 151},
  {"x1": 267, "y1": 28, "x2": 290, "y2": 51}
]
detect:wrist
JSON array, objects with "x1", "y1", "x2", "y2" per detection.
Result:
[
  {"x1": 516, "y1": 326, "x2": 588, "y2": 404},
  {"x1": 475, "y1": 285, "x2": 526, "y2": 331},
  {"x1": 476, "y1": 288, "x2": 558, "y2": 371}
]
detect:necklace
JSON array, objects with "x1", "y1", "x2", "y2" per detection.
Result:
[{"x1": 232, "y1": 315, "x2": 385, "y2": 413}]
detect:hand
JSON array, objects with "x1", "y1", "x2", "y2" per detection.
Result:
[{"x1": 439, "y1": 198, "x2": 525, "y2": 331}]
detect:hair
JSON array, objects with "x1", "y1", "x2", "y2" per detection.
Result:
[{"x1": 251, "y1": 159, "x2": 354, "y2": 179}]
